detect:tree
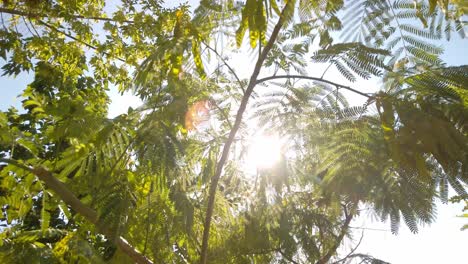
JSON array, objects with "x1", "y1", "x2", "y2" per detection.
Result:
[{"x1": 0, "y1": 0, "x2": 466, "y2": 263}]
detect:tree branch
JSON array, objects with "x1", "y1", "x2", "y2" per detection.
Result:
[
  {"x1": 331, "y1": 231, "x2": 364, "y2": 264},
  {"x1": 202, "y1": 41, "x2": 245, "y2": 93},
  {"x1": 316, "y1": 212, "x2": 354, "y2": 264},
  {"x1": 2, "y1": 8, "x2": 127, "y2": 63},
  {"x1": 349, "y1": 226, "x2": 390, "y2": 232},
  {"x1": 0, "y1": 7, "x2": 134, "y2": 23},
  {"x1": 278, "y1": 248, "x2": 300, "y2": 264},
  {"x1": 256, "y1": 75, "x2": 373, "y2": 98},
  {"x1": 199, "y1": 3, "x2": 293, "y2": 263},
  {"x1": 0, "y1": 158, "x2": 153, "y2": 264},
  {"x1": 37, "y1": 19, "x2": 126, "y2": 63}
]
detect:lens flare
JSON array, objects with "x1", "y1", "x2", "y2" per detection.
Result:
[{"x1": 185, "y1": 100, "x2": 210, "y2": 131}]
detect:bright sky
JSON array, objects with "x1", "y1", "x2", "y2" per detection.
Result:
[
  {"x1": 348, "y1": 36, "x2": 468, "y2": 264},
  {"x1": 1, "y1": 1, "x2": 467, "y2": 263}
]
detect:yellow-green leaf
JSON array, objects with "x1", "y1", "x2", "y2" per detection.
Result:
[
  {"x1": 41, "y1": 191, "x2": 51, "y2": 235},
  {"x1": 191, "y1": 38, "x2": 206, "y2": 79}
]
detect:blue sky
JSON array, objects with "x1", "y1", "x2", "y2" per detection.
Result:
[{"x1": 1, "y1": 1, "x2": 467, "y2": 263}]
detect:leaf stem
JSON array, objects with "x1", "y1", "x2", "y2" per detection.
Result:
[{"x1": 386, "y1": 0, "x2": 410, "y2": 59}]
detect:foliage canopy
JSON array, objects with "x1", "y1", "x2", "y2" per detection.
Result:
[{"x1": 0, "y1": 0, "x2": 467, "y2": 263}]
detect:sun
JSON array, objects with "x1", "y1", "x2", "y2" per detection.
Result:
[{"x1": 248, "y1": 134, "x2": 282, "y2": 169}]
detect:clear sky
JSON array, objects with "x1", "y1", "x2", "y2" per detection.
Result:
[{"x1": 0, "y1": 1, "x2": 467, "y2": 263}]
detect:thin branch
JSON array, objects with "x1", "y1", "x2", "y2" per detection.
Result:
[
  {"x1": 0, "y1": 158, "x2": 153, "y2": 264},
  {"x1": 256, "y1": 75, "x2": 373, "y2": 98},
  {"x1": 37, "y1": 20, "x2": 95, "y2": 49},
  {"x1": 199, "y1": 3, "x2": 293, "y2": 263},
  {"x1": 320, "y1": 57, "x2": 341, "y2": 79},
  {"x1": 316, "y1": 87, "x2": 340, "y2": 108},
  {"x1": 210, "y1": 99, "x2": 233, "y2": 130},
  {"x1": 27, "y1": 18, "x2": 41, "y2": 36},
  {"x1": 1, "y1": 6, "x2": 128, "y2": 64},
  {"x1": 278, "y1": 249, "x2": 300, "y2": 264},
  {"x1": 332, "y1": 231, "x2": 364, "y2": 264},
  {"x1": 202, "y1": 41, "x2": 245, "y2": 93},
  {"x1": 37, "y1": 19, "x2": 126, "y2": 63},
  {"x1": 349, "y1": 226, "x2": 390, "y2": 232},
  {"x1": 342, "y1": 203, "x2": 350, "y2": 218},
  {"x1": 242, "y1": 247, "x2": 299, "y2": 263},
  {"x1": 316, "y1": 212, "x2": 354, "y2": 264},
  {"x1": 1, "y1": 12, "x2": 7, "y2": 30},
  {"x1": 0, "y1": 7, "x2": 134, "y2": 23},
  {"x1": 21, "y1": 16, "x2": 36, "y2": 37},
  {"x1": 0, "y1": 158, "x2": 31, "y2": 172}
]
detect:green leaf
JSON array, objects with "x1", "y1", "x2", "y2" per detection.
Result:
[
  {"x1": 16, "y1": 138, "x2": 39, "y2": 156},
  {"x1": 236, "y1": 8, "x2": 249, "y2": 47},
  {"x1": 429, "y1": 0, "x2": 438, "y2": 14},
  {"x1": 269, "y1": 0, "x2": 281, "y2": 15},
  {"x1": 191, "y1": 38, "x2": 206, "y2": 79},
  {"x1": 41, "y1": 191, "x2": 51, "y2": 235}
]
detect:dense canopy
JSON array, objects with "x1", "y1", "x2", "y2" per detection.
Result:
[{"x1": 0, "y1": 0, "x2": 467, "y2": 263}]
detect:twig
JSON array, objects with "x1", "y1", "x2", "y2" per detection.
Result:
[
  {"x1": 320, "y1": 58, "x2": 336, "y2": 79},
  {"x1": 21, "y1": 16, "x2": 36, "y2": 37},
  {"x1": 349, "y1": 226, "x2": 390, "y2": 232},
  {"x1": 332, "y1": 231, "x2": 364, "y2": 264},
  {"x1": 278, "y1": 248, "x2": 300, "y2": 264},
  {"x1": 0, "y1": 7, "x2": 134, "y2": 23},
  {"x1": 27, "y1": 18, "x2": 41, "y2": 36},
  {"x1": 1, "y1": 12, "x2": 7, "y2": 30},
  {"x1": 210, "y1": 99, "x2": 233, "y2": 130},
  {"x1": 316, "y1": 211, "x2": 354, "y2": 264},
  {"x1": 316, "y1": 87, "x2": 340, "y2": 108},
  {"x1": 37, "y1": 19, "x2": 126, "y2": 63},
  {"x1": 202, "y1": 41, "x2": 245, "y2": 93},
  {"x1": 255, "y1": 75, "x2": 373, "y2": 98}
]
